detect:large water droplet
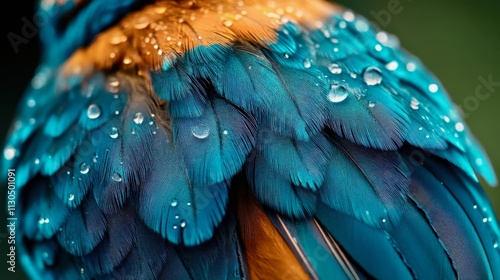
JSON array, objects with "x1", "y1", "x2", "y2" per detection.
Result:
[
  {"x1": 80, "y1": 163, "x2": 90, "y2": 174},
  {"x1": 134, "y1": 16, "x2": 150, "y2": 29},
  {"x1": 328, "y1": 64, "x2": 342, "y2": 74},
  {"x1": 410, "y1": 97, "x2": 420, "y2": 110},
  {"x1": 327, "y1": 85, "x2": 348, "y2": 103},
  {"x1": 110, "y1": 127, "x2": 119, "y2": 139},
  {"x1": 428, "y1": 83, "x2": 439, "y2": 93},
  {"x1": 362, "y1": 66, "x2": 383, "y2": 86},
  {"x1": 455, "y1": 122, "x2": 465, "y2": 132},
  {"x1": 180, "y1": 220, "x2": 186, "y2": 228},
  {"x1": 171, "y1": 199, "x2": 178, "y2": 207},
  {"x1": 111, "y1": 172, "x2": 122, "y2": 182},
  {"x1": 192, "y1": 125, "x2": 210, "y2": 139},
  {"x1": 368, "y1": 101, "x2": 376, "y2": 108},
  {"x1": 303, "y1": 59, "x2": 311, "y2": 69},
  {"x1": 3, "y1": 146, "x2": 16, "y2": 160},
  {"x1": 134, "y1": 112, "x2": 144, "y2": 124},
  {"x1": 87, "y1": 104, "x2": 101, "y2": 120},
  {"x1": 68, "y1": 194, "x2": 75, "y2": 201}
]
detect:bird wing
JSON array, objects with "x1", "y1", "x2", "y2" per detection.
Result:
[{"x1": 3, "y1": 0, "x2": 499, "y2": 279}]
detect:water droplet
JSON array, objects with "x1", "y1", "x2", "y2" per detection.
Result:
[
  {"x1": 191, "y1": 125, "x2": 210, "y2": 139},
  {"x1": 328, "y1": 64, "x2": 342, "y2": 74},
  {"x1": 475, "y1": 158, "x2": 484, "y2": 166},
  {"x1": 175, "y1": 215, "x2": 180, "y2": 219},
  {"x1": 473, "y1": 204, "x2": 478, "y2": 209},
  {"x1": 376, "y1": 31, "x2": 388, "y2": 42},
  {"x1": 173, "y1": 225, "x2": 178, "y2": 229},
  {"x1": 410, "y1": 97, "x2": 420, "y2": 110},
  {"x1": 381, "y1": 218, "x2": 387, "y2": 223},
  {"x1": 110, "y1": 127, "x2": 119, "y2": 139},
  {"x1": 27, "y1": 98, "x2": 36, "y2": 107},
  {"x1": 333, "y1": 47, "x2": 339, "y2": 52},
  {"x1": 442, "y1": 115, "x2": 451, "y2": 123},
  {"x1": 109, "y1": 34, "x2": 127, "y2": 45},
  {"x1": 284, "y1": 53, "x2": 290, "y2": 59},
  {"x1": 343, "y1": 11, "x2": 355, "y2": 22},
  {"x1": 180, "y1": 220, "x2": 186, "y2": 228},
  {"x1": 375, "y1": 44, "x2": 382, "y2": 52},
  {"x1": 406, "y1": 62, "x2": 416, "y2": 72},
  {"x1": 68, "y1": 194, "x2": 75, "y2": 201},
  {"x1": 455, "y1": 122, "x2": 465, "y2": 132},
  {"x1": 34, "y1": 158, "x2": 40, "y2": 165},
  {"x1": 80, "y1": 163, "x2": 90, "y2": 174},
  {"x1": 223, "y1": 19, "x2": 233, "y2": 27},
  {"x1": 92, "y1": 154, "x2": 98, "y2": 163},
  {"x1": 303, "y1": 59, "x2": 311, "y2": 68},
  {"x1": 87, "y1": 104, "x2": 101, "y2": 119},
  {"x1": 494, "y1": 242, "x2": 499, "y2": 249},
  {"x1": 223, "y1": 130, "x2": 229, "y2": 135},
  {"x1": 38, "y1": 217, "x2": 50, "y2": 225},
  {"x1": 187, "y1": 202, "x2": 192, "y2": 206},
  {"x1": 80, "y1": 268, "x2": 85, "y2": 274},
  {"x1": 133, "y1": 112, "x2": 144, "y2": 124},
  {"x1": 42, "y1": 252, "x2": 49, "y2": 259},
  {"x1": 111, "y1": 172, "x2": 122, "y2": 182},
  {"x1": 363, "y1": 66, "x2": 383, "y2": 86},
  {"x1": 368, "y1": 101, "x2": 376, "y2": 108},
  {"x1": 3, "y1": 147, "x2": 16, "y2": 160},
  {"x1": 350, "y1": 73, "x2": 357, "y2": 79},
  {"x1": 327, "y1": 85, "x2": 348, "y2": 103},
  {"x1": 428, "y1": 84, "x2": 439, "y2": 93},
  {"x1": 339, "y1": 21, "x2": 347, "y2": 29},
  {"x1": 123, "y1": 57, "x2": 133, "y2": 65},
  {"x1": 386, "y1": 61, "x2": 399, "y2": 71},
  {"x1": 115, "y1": 110, "x2": 120, "y2": 115},
  {"x1": 134, "y1": 16, "x2": 150, "y2": 29},
  {"x1": 483, "y1": 218, "x2": 488, "y2": 223},
  {"x1": 171, "y1": 199, "x2": 178, "y2": 207},
  {"x1": 106, "y1": 76, "x2": 120, "y2": 93},
  {"x1": 355, "y1": 19, "x2": 369, "y2": 32}
]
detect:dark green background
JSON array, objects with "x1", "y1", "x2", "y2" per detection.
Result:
[{"x1": 1, "y1": 0, "x2": 499, "y2": 279}]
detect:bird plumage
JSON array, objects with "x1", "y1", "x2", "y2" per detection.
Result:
[{"x1": 3, "y1": 0, "x2": 500, "y2": 279}]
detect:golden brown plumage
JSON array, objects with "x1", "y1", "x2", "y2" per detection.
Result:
[
  {"x1": 62, "y1": 0, "x2": 340, "y2": 76},
  {"x1": 235, "y1": 185, "x2": 310, "y2": 280}
]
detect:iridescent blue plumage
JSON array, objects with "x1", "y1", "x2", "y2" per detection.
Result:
[{"x1": 3, "y1": 1, "x2": 500, "y2": 279}]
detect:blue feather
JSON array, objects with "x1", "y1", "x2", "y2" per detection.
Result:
[
  {"x1": 173, "y1": 95, "x2": 257, "y2": 185},
  {"x1": 138, "y1": 127, "x2": 228, "y2": 246},
  {"x1": 246, "y1": 152, "x2": 317, "y2": 218},
  {"x1": 319, "y1": 133, "x2": 410, "y2": 228},
  {"x1": 257, "y1": 130, "x2": 330, "y2": 190},
  {"x1": 56, "y1": 197, "x2": 106, "y2": 256}
]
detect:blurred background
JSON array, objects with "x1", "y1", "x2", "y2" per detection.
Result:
[{"x1": 1, "y1": 0, "x2": 499, "y2": 279}]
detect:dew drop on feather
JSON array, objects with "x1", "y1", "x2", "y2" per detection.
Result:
[
  {"x1": 363, "y1": 66, "x2": 383, "y2": 86},
  {"x1": 87, "y1": 104, "x2": 101, "y2": 119}
]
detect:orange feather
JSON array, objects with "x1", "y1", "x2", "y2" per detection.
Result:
[{"x1": 235, "y1": 185, "x2": 310, "y2": 280}]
